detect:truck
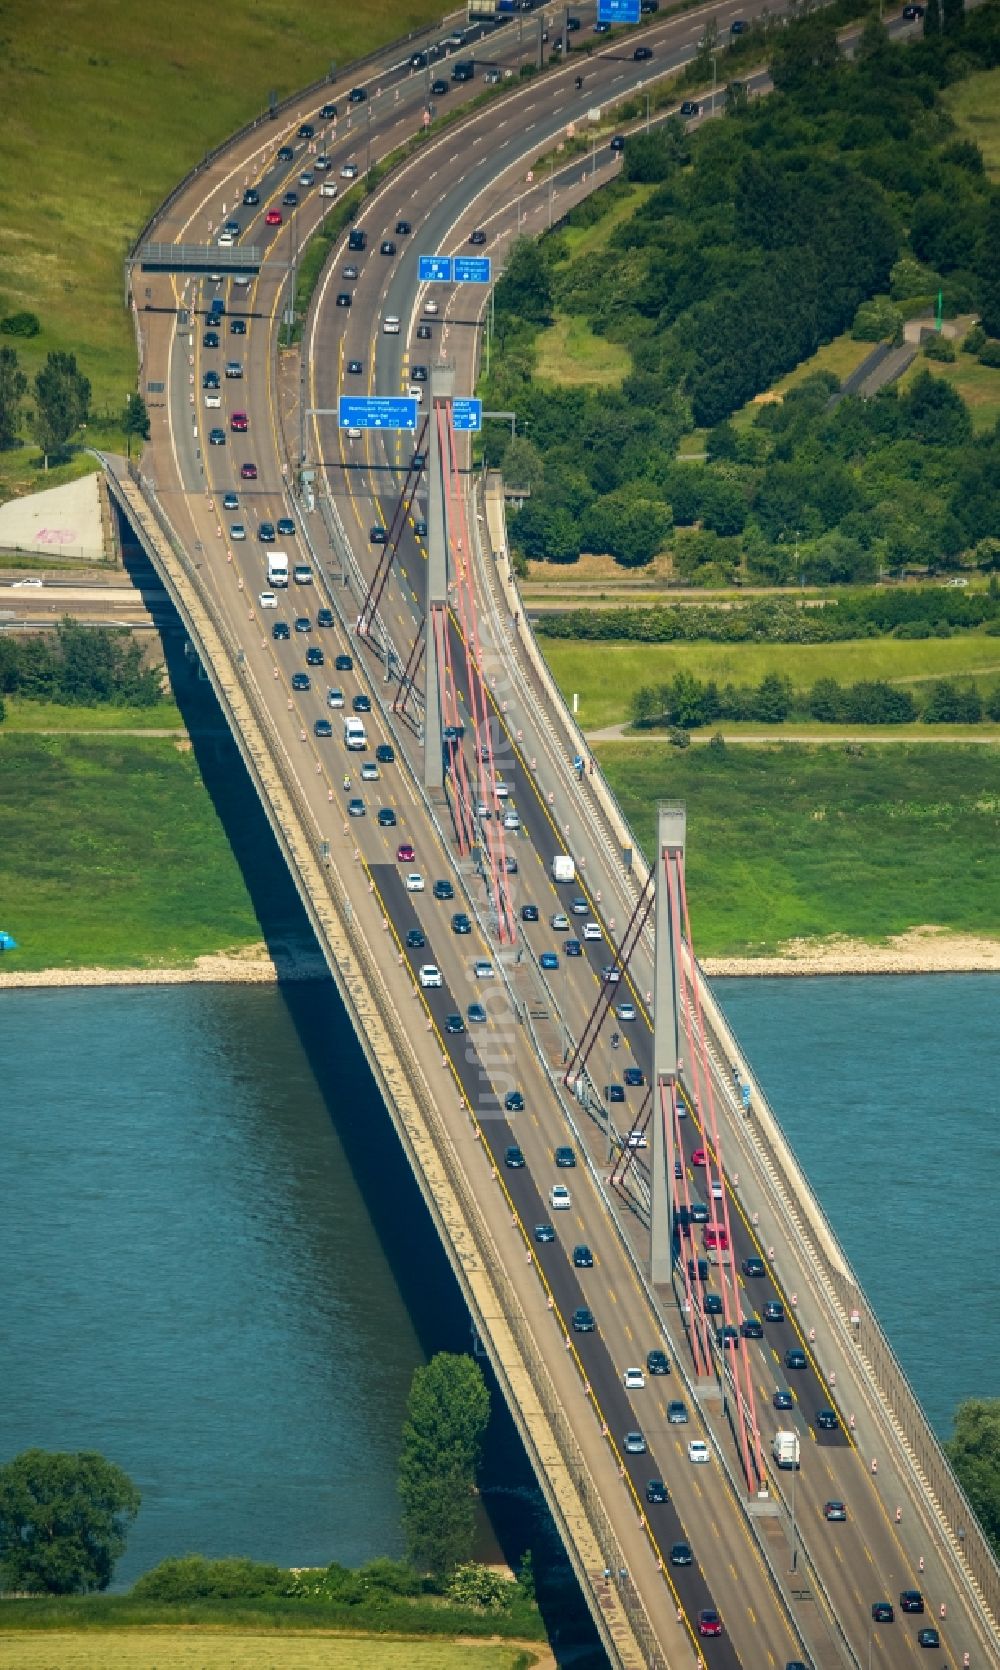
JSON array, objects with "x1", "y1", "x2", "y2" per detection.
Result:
[
  {"x1": 344, "y1": 716, "x2": 367, "y2": 751},
  {"x1": 772, "y1": 1430, "x2": 800, "y2": 1470},
  {"x1": 266, "y1": 552, "x2": 289, "y2": 587},
  {"x1": 551, "y1": 854, "x2": 575, "y2": 884}
]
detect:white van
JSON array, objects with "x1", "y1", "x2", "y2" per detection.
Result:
[
  {"x1": 266, "y1": 552, "x2": 289, "y2": 587},
  {"x1": 344, "y1": 716, "x2": 367, "y2": 750},
  {"x1": 319, "y1": 181, "x2": 338, "y2": 199}
]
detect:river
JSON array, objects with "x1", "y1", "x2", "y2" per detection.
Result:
[{"x1": 1, "y1": 973, "x2": 996, "y2": 1586}]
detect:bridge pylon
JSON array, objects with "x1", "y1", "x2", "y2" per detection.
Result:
[{"x1": 651, "y1": 802, "x2": 686, "y2": 1285}]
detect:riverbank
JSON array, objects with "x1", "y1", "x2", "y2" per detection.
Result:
[
  {"x1": 0, "y1": 944, "x2": 328, "y2": 990},
  {"x1": 702, "y1": 926, "x2": 1000, "y2": 977}
]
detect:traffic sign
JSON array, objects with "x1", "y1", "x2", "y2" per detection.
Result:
[
  {"x1": 419, "y1": 254, "x2": 452, "y2": 282},
  {"x1": 454, "y1": 255, "x2": 491, "y2": 284},
  {"x1": 452, "y1": 398, "x2": 482, "y2": 433},
  {"x1": 338, "y1": 396, "x2": 418, "y2": 431},
  {"x1": 598, "y1": 0, "x2": 641, "y2": 21}
]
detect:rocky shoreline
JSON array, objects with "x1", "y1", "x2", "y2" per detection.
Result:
[{"x1": 0, "y1": 945, "x2": 329, "y2": 991}]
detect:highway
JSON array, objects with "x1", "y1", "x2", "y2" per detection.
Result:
[{"x1": 121, "y1": 4, "x2": 999, "y2": 1666}]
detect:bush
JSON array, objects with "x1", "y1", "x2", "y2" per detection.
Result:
[
  {"x1": 963, "y1": 324, "x2": 987, "y2": 354},
  {"x1": 132, "y1": 1555, "x2": 288, "y2": 1602},
  {"x1": 921, "y1": 678, "x2": 984, "y2": 722},
  {"x1": 979, "y1": 340, "x2": 1000, "y2": 368},
  {"x1": 923, "y1": 333, "x2": 956, "y2": 361},
  {"x1": 852, "y1": 296, "x2": 902, "y2": 342},
  {"x1": 447, "y1": 1563, "x2": 513, "y2": 1613},
  {"x1": 0, "y1": 310, "x2": 41, "y2": 337}
]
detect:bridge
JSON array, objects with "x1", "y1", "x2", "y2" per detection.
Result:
[{"x1": 105, "y1": 2, "x2": 999, "y2": 1665}]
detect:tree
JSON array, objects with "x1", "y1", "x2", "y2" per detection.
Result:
[
  {"x1": 942, "y1": 0, "x2": 964, "y2": 33},
  {"x1": 494, "y1": 239, "x2": 552, "y2": 327},
  {"x1": 0, "y1": 1449, "x2": 140, "y2": 1594},
  {"x1": 770, "y1": 15, "x2": 840, "y2": 92},
  {"x1": 31, "y1": 351, "x2": 91, "y2": 464},
  {"x1": 977, "y1": 196, "x2": 1000, "y2": 339},
  {"x1": 921, "y1": 678, "x2": 983, "y2": 722},
  {"x1": 0, "y1": 346, "x2": 27, "y2": 450},
  {"x1": 924, "y1": 0, "x2": 942, "y2": 35},
  {"x1": 399, "y1": 1353, "x2": 490, "y2": 1578},
  {"x1": 946, "y1": 1399, "x2": 1000, "y2": 1556},
  {"x1": 122, "y1": 392, "x2": 150, "y2": 458},
  {"x1": 809, "y1": 677, "x2": 844, "y2": 723},
  {"x1": 752, "y1": 674, "x2": 792, "y2": 724}
]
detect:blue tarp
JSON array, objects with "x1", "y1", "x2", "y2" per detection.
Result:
[{"x1": 0, "y1": 931, "x2": 17, "y2": 950}]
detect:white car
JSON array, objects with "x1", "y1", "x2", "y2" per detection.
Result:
[
  {"x1": 10, "y1": 577, "x2": 43, "y2": 588},
  {"x1": 474, "y1": 959, "x2": 494, "y2": 979},
  {"x1": 493, "y1": 780, "x2": 509, "y2": 799},
  {"x1": 423, "y1": 298, "x2": 440, "y2": 316},
  {"x1": 360, "y1": 761, "x2": 380, "y2": 781},
  {"x1": 229, "y1": 523, "x2": 246, "y2": 541},
  {"x1": 583, "y1": 922, "x2": 602, "y2": 941},
  {"x1": 257, "y1": 590, "x2": 277, "y2": 609},
  {"x1": 405, "y1": 873, "x2": 425, "y2": 893},
  {"x1": 217, "y1": 231, "x2": 234, "y2": 247},
  {"x1": 711, "y1": 1179, "x2": 723, "y2": 1200},
  {"x1": 551, "y1": 912, "x2": 570, "y2": 930},
  {"x1": 419, "y1": 964, "x2": 442, "y2": 989},
  {"x1": 204, "y1": 392, "x2": 221, "y2": 408},
  {"x1": 688, "y1": 1440, "x2": 710, "y2": 1464},
  {"x1": 623, "y1": 1367, "x2": 646, "y2": 1390},
  {"x1": 326, "y1": 687, "x2": 344, "y2": 709},
  {"x1": 626, "y1": 1129, "x2": 648, "y2": 1149},
  {"x1": 409, "y1": 384, "x2": 423, "y2": 403},
  {"x1": 549, "y1": 1184, "x2": 571, "y2": 1211},
  {"x1": 340, "y1": 161, "x2": 359, "y2": 179},
  {"x1": 503, "y1": 811, "x2": 520, "y2": 831},
  {"x1": 233, "y1": 274, "x2": 252, "y2": 287},
  {"x1": 347, "y1": 427, "x2": 362, "y2": 440},
  {"x1": 617, "y1": 1002, "x2": 637, "y2": 1023},
  {"x1": 382, "y1": 315, "x2": 401, "y2": 335}
]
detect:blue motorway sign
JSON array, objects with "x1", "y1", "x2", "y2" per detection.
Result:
[
  {"x1": 597, "y1": 0, "x2": 641, "y2": 20},
  {"x1": 452, "y1": 398, "x2": 482, "y2": 433},
  {"x1": 454, "y1": 255, "x2": 492, "y2": 284},
  {"x1": 419, "y1": 254, "x2": 452, "y2": 282},
  {"x1": 338, "y1": 396, "x2": 418, "y2": 431}
]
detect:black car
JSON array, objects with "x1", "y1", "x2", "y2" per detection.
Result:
[
  {"x1": 916, "y1": 1628, "x2": 940, "y2": 1648},
  {"x1": 555, "y1": 1146, "x2": 576, "y2": 1168},
  {"x1": 430, "y1": 78, "x2": 449, "y2": 95},
  {"x1": 433, "y1": 879, "x2": 454, "y2": 900},
  {"x1": 704, "y1": 1293, "x2": 723, "y2": 1316},
  {"x1": 573, "y1": 1244, "x2": 593, "y2": 1268},
  {"x1": 534, "y1": 1223, "x2": 555, "y2": 1244},
  {"x1": 370, "y1": 525, "x2": 387, "y2": 543},
  {"x1": 451, "y1": 913, "x2": 472, "y2": 935},
  {"x1": 277, "y1": 144, "x2": 294, "y2": 161},
  {"x1": 230, "y1": 319, "x2": 246, "y2": 335},
  {"x1": 785, "y1": 1348, "x2": 807, "y2": 1370},
  {"x1": 730, "y1": 17, "x2": 747, "y2": 32},
  {"x1": 605, "y1": 1084, "x2": 625, "y2": 1104},
  {"x1": 380, "y1": 240, "x2": 397, "y2": 257},
  {"x1": 203, "y1": 330, "x2": 220, "y2": 348},
  {"x1": 610, "y1": 134, "x2": 626, "y2": 153},
  {"x1": 469, "y1": 228, "x2": 487, "y2": 245},
  {"x1": 202, "y1": 370, "x2": 220, "y2": 389},
  {"x1": 414, "y1": 519, "x2": 428, "y2": 538},
  {"x1": 243, "y1": 188, "x2": 260, "y2": 206},
  {"x1": 764, "y1": 1299, "x2": 785, "y2": 1322},
  {"x1": 208, "y1": 427, "x2": 226, "y2": 446},
  {"x1": 670, "y1": 1542, "x2": 693, "y2": 1566},
  {"x1": 305, "y1": 647, "x2": 324, "y2": 666},
  {"x1": 405, "y1": 928, "x2": 425, "y2": 950},
  {"x1": 377, "y1": 807, "x2": 397, "y2": 827},
  {"x1": 376, "y1": 743, "x2": 395, "y2": 764},
  {"x1": 282, "y1": 190, "x2": 299, "y2": 207},
  {"x1": 740, "y1": 1316, "x2": 764, "y2": 1339},
  {"x1": 313, "y1": 718, "x2": 333, "y2": 738},
  {"x1": 816, "y1": 1407, "x2": 839, "y2": 1431},
  {"x1": 348, "y1": 86, "x2": 368, "y2": 103},
  {"x1": 317, "y1": 608, "x2": 334, "y2": 628},
  {"x1": 742, "y1": 1256, "x2": 766, "y2": 1278},
  {"x1": 902, "y1": 2, "x2": 925, "y2": 13},
  {"x1": 717, "y1": 1324, "x2": 739, "y2": 1349},
  {"x1": 871, "y1": 1601, "x2": 895, "y2": 1623},
  {"x1": 416, "y1": 322, "x2": 433, "y2": 340},
  {"x1": 320, "y1": 102, "x2": 337, "y2": 118},
  {"x1": 774, "y1": 1387, "x2": 794, "y2": 1411},
  {"x1": 334, "y1": 654, "x2": 353, "y2": 672},
  {"x1": 410, "y1": 452, "x2": 426, "y2": 472},
  {"x1": 504, "y1": 1145, "x2": 526, "y2": 1169},
  {"x1": 680, "y1": 100, "x2": 700, "y2": 117},
  {"x1": 900, "y1": 1590, "x2": 924, "y2": 1614},
  {"x1": 689, "y1": 1201, "x2": 709, "y2": 1224},
  {"x1": 624, "y1": 1067, "x2": 645, "y2": 1087},
  {"x1": 395, "y1": 219, "x2": 412, "y2": 235},
  {"x1": 272, "y1": 621, "x2": 290, "y2": 641},
  {"x1": 571, "y1": 1306, "x2": 595, "y2": 1332},
  {"x1": 348, "y1": 359, "x2": 364, "y2": 375},
  {"x1": 291, "y1": 672, "x2": 311, "y2": 691},
  {"x1": 336, "y1": 292, "x2": 352, "y2": 309},
  {"x1": 504, "y1": 1090, "x2": 524, "y2": 1112},
  {"x1": 521, "y1": 904, "x2": 539, "y2": 922},
  {"x1": 410, "y1": 364, "x2": 428, "y2": 382},
  {"x1": 645, "y1": 1479, "x2": 668, "y2": 1504},
  {"x1": 445, "y1": 1013, "x2": 465, "y2": 1035},
  {"x1": 258, "y1": 521, "x2": 276, "y2": 542},
  {"x1": 294, "y1": 616, "x2": 311, "y2": 633},
  {"x1": 564, "y1": 938, "x2": 582, "y2": 956},
  {"x1": 646, "y1": 1349, "x2": 670, "y2": 1376},
  {"x1": 634, "y1": 44, "x2": 653, "y2": 60},
  {"x1": 352, "y1": 694, "x2": 371, "y2": 714},
  {"x1": 298, "y1": 122, "x2": 315, "y2": 139},
  {"x1": 410, "y1": 51, "x2": 427, "y2": 68},
  {"x1": 687, "y1": 1257, "x2": 709, "y2": 1283}
]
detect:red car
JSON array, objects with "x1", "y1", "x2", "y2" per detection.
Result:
[
  {"x1": 697, "y1": 1609, "x2": 723, "y2": 1637},
  {"x1": 704, "y1": 1224, "x2": 729, "y2": 1251},
  {"x1": 691, "y1": 1147, "x2": 707, "y2": 1167},
  {"x1": 265, "y1": 208, "x2": 283, "y2": 226},
  {"x1": 396, "y1": 843, "x2": 415, "y2": 863},
  {"x1": 230, "y1": 411, "x2": 248, "y2": 432},
  {"x1": 240, "y1": 462, "x2": 257, "y2": 480}
]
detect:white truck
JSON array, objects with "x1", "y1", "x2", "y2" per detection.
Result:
[
  {"x1": 343, "y1": 716, "x2": 367, "y2": 751},
  {"x1": 551, "y1": 854, "x2": 575, "y2": 884},
  {"x1": 266, "y1": 551, "x2": 289, "y2": 587},
  {"x1": 772, "y1": 1430, "x2": 800, "y2": 1470}
]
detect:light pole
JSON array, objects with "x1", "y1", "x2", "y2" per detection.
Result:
[
  {"x1": 548, "y1": 156, "x2": 556, "y2": 228},
  {"x1": 365, "y1": 102, "x2": 373, "y2": 179},
  {"x1": 711, "y1": 52, "x2": 719, "y2": 117},
  {"x1": 645, "y1": 92, "x2": 651, "y2": 133},
  {"x1": 790, "y1": 1456, "x2": 798, "y2": 1572}
]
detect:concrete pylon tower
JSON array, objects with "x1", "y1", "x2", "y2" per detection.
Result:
[
  {"x1": 651, "y1": 801, "x2": 686, "y2": 1285},
  {"x1": 423, "y1": 363, "x2": 454, "y2": 790}
]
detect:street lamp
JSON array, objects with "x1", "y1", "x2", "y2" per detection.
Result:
[
  {"x1": 790, "y1": 1456, "x2": 798, "y2": 1573},
  {"x1": 711, "y1": 52, "x2": 719, "y2": 117},
  {"x1": 645, "y1": 92, "x2": 651, "y2": 133}
]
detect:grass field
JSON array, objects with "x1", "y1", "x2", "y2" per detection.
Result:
[
  {"x1": 0, "y1": 1630, "x2": 539, "y2": 1670},
  {"x1": 730, "y1": 333, "x2": 874, "y2": 430},
  {"x1": 0, "y1": 733, "x2": 260, "y2": 970},
  {"x1": 943, "y1": 65, "x2": 1000, "y2": 178},
  {"x1": 558, "y1": 181, "x2": 656, "y2": 260},
  {"x1": 543, "y1": 636, "x2": 1000, "y2": 731},
  {"x1": 2, "y1": 699, "x2": 184, "y2": 732},
  {"x1": 534, "y1": 313, "x2": 632, "y2": 388},
  {"x1": 597, "y1": 741, "x2": 1000, "y2": 955},
  {"x1": 0, "y1": 0, "x2": 443, "y2": 482}
]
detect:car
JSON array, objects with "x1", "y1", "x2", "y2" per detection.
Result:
[
  {"x1": 222, "y1": 491, "x2": 238, "y2": 510},
  {"x1": 670, "y1": 1542, "x2": 693, "y2": 1566},
  {"x1": 276, "y1": 145, "x2": 294, "y2": 162},
  {"x1": 257, "y1": 590, "x2": 277, "y2": 610},
  {"x1": 347, "y1": 797, "x2": 365, "y2": 817},
  {"x1": 617, "y1": 1002, "x2": 637, "y2": 1022},
  {"x1": 504, "y1": 855, "x2": 519, "y2": 875},
  {"x1": 572, "y1": 1306, "x2": 595, "y2": 1332},
  {"x1": 451, "y1": 912, "x2": 472, "y2": 935},
  {"x1": 645, "y1": 1478, "x2": 668, "y2": 1504},
  {"x1": 688, "y1": 1440, "x2": 710, "y2": 1464},
  {"x1": 369, "y1": 524, "x2": 387, "y2": 543},
  {"x1": 623, "y1": 1431, "x2": 646, "y2": 1455},
  {"x1": 555, "y1": 1146, "x2": 575, "y2": 1168},
  {"x1": 348, "y1": 86, "x2": 367, "y2": 103},
  {"x1": 376, "y1": 743, "x2": 395, "y2": 764},
  {"x1": 520, "y1": 903, "x2": 539, "y2": 923},
  {"x1": 547, "y1": 913, "x2": 569, "y2": 935},
  {"x1": 445, "y1": 1013, "x2": 465, "y2": 1035},
  {"x1": 646, "y1": 1349, "x2": 670, "y2": 1376},
  {"x1": 680, "y1": 100, "x2": 701, "y2": 117},
  {"x1": 432, "y1": 879, "x2": 455, "y2": 902},
  {"x1": 816, "y1": 1407, "x2": 839, "y2": 1431},
  {"x1": 582, "y1": 922, "x2": 602, "y2": 941},
  {"x1": 341, "y1": 164, "x2": 360, "y2": 185},
  {"x1": 430, "y1": 78, "x2": 449, "y2": 95},
  {"x1": 785, "y1": 1348, "x2": 807, "y2": 1371},
  {"x1": 336, "y1": 292, "x2": 352, "y2": 309},
  {"x1": 395, "y1": 219, "x2": 412, "y2": 235},
  {"x1": 276, "y1": 518, "x2": 296, "y2": 537},
  {"x1": 606, "y1": 1084, "x2": 625, "y2": 1104},
  {"x1": 395, "y1": 842, "x2": 415, "y2": 863},
  {"x1": 360, "y1": 762, "x2": 379, "y2": 781},
  {"x1": 327, "y1": 686, "x2": 344, "y2": 707},
  {"x1": 698, "y1": 1609, "x2": 723, "y2": 1638},
  {"x1": 297, "y1": 122, "x2": 315, "y2": 139},
  {"x1": 382, "y1": 315, "x2": 401, "y2": 336},
  {"x1": 305, "y1": 647, "x2": 324, "y2": 667},
  {"x1": 564, "y1": 938, "x2": 582, "y2": 957},
  {"x1": 377, "y1": 807, "x2": 397, "y2": 828},
  {"x1": 742, "y1": 1255, "x2": 766, "y2": 1278},
  {"x1": 229, "y1": 523, "x2": 246, "y2": 541},
  {"x1": 208, "y1": 426, "x2": 226, "y2": 445},
  {"x1": 423, "y1": 298, "x2": 440, "y2": 316},
  {"x1": 730, "y1": 17, "x2": 747, "y2": 31},
  {"x1": 549, "y1": 1184, "x2": 571, "y2": 1210},
  {"x1": 900, "y1": 1591, "x2": 924, "y2": 1614},
  {"x1": 533, "y1": 1222, "x2": 555, "y2": 1246},
  {"x1": 419, "y1": 963, "x2": 445, "y2": 990},
  {"x1": 380, "y1": 239, "x2": 396, "y2": 257},
  {"x1": 352, "y1": 694, "x2": 371, "y2": 713},
  {"x1": 594, "y1": 18, "x2": 611, "y2": 30},
  {"x1": 265, "y1": 208, "x2": 283, "y2": 226},
  {"x1": 823, "y1": 1500, "x2": 847, "y2": 1521},
  {"x1": 405, "y1": 874, "x2": 424, "y2": 895},
  {"x1": 667, "y1": 1400, "x2": 688, "y2": 1424},
  {"x1": 294, "y1": 616, "x2": 311, "y2": 634},
  {"x1": 320, "y1": 102, "x2": 338, "y2": 118},
  {"x1": 774, "y1": 1387, "x2": 794, "y2": 1411},
  {"x1": 410, "y1": 365, "x2": 428, "y2": 385},
  {"x1": 610, "y1": 134, "x2": 626, "y2": 153},
  {"x1": 717, "y1": 1324, "x2": 740, "y2": 1350},
  {"x1": 740, "y1": 1316, "x2": 764, "y2": 1339},
  {"x1": 623, "y1": 1367, "x2": 645, "y2": 1390},
  {"x1": 230, "y1": 318, "x2": 247, "y2": 335},
  {"x1": 467, "y1": 1002, "x2": 487, "y2": 1025},
  {"x1": 298, "y1": 171, "x2": 314, "y2": 190},
  {"x1": 469, "y1": 228, "x2": 487, "y2": 245},
  {"x1": 474, "y1": 958, "x2": 494, "y2": 979},
  {"x1": 203, "y1": 370, "x2": 221, "y2": 390},
  {"x1": 704, "y1": 1293, "x2": 723, "y2": 1317},
  {"x1": 691, "y1": 1147, "x2": 707, "y2": 1167},
  {"x1": 623, "y1": 1067, "x2": 645, "y2": 1088},
  {"x1": 258, "y1": 522, "x2": 275, "y2": 542},
  {"x1": 291, "y1": 672, "x2": 311, "y2": 691},
  {"x1": 504, "y1": 1089, "x2": 524, "y2": 1112},
  {"x1": 540, "y1": 952, "x2": 559, "y2": 971},
  {"x1": 416, "y1": 322, "x2": 432, "y2": 340},
  {"x1": 243, "y1": 188, "x2": 260, "y2": 206},
  {"x1": 313, "y1": 718, "x2": 333, "y2": 739},
  {"x1": 916, "y1": 1627, "x2": 940, "y2": 1648},
  {"x1": 203, "y1": 329, "x2": 220, "y2": 349},
  {"x1": 689, "y1": 1201, "x2": 709, "y2": 1223},
  {"x1": 335, "y1": 653, "x2": 353, "y2": 672},
  {"x1": 203, "y1": 390, "x2": 222, "y2": 409},
  {"x1": 272, "y1": 621, "x2": 290, "y2": 641},
  {"x1": 711, "y1": 1177, "x2": 723, "y2": 1200},
  {"x1": 405, "y1": 928, "x2": 425, "y2": 950},
  {"x1": 871, "y1": 1602, "x2": 895, "y2": 1623},
  {"x1": 764, "y1": 1299, "x2": 785, "y2": 1322},
  {"x1": 634, "y1": 44, "x2": 653, "y2": 60},
  {"x1": 225, "y1": 360, "x2": 243, "y2": 379},
  {"x1": 687, "y1": 1257, "x2": 709, "y2": 1284},
  {"x1": 348, "y1": 359, "x2": 364, "y2": 375},
  {"x1": 315, "y1": 608, "x2": 334, "y2": 630},
  {"x1": 240, "y1": 462, "x2": 257, "y2": 479}
]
